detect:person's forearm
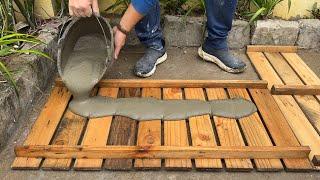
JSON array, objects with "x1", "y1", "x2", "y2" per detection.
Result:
[{"x1": 119, "y1": 4, "x2": 143, "y2": 32}]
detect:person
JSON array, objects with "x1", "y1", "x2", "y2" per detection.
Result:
[{"x1": 69, "y1": 0, "x2": 247, "y2": 77}]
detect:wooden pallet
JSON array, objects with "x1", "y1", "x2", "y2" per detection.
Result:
[
  {"x1": 11, "y1": 79, "x2": 315, "y2": 171},
  {"x1": 247, "y1": 45, "x2": 320, "y2": 166}
]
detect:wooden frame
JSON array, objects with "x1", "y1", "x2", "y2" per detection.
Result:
[
  {"x1": 15, "y1": 145, "x2": 310, "y2": 159},
  {"x1": 247, "y1": 46, "x2": 320, "y2": 167},
  {"x1": 12, "y1": 79, "x2": 315, "y2": 171},
  {"x1": 55, "y1": 79, "x2": 268, "y2": 89},
  {"x1": 272, "y1": 85, "x2": 320, "y2": 95},
  {"x1": 247, "y1": 45, "x2": 298, "y2": 53}
]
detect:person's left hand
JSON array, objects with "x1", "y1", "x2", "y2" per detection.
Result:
[{"x1": 113, "y1": 26, "x2": 127, "y2": 59}]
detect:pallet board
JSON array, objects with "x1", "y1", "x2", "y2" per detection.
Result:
[
  {"x1": 12, "y1": 80, "x2": 314, "y2": 171},
  {"x1": 247, "y1": 46, "x2": 320, "y2": 166}
]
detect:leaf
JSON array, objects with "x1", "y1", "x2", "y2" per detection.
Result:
[
  {"x1": 14, "y1": 49, "x2": 53, "y2": 61},
  {"x1": 0, "y1": 38, "x2": 42, "y2": 46},
  {"x1": 0, "y1": 61, "x2": 19, "y2": 96},
  {"x1": 248, "y1": 7, "x2": 266, "y2": 25}
]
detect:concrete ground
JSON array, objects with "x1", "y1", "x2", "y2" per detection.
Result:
[{"x1": 1, "y1": 47, "x2": 320, "y2": 180}]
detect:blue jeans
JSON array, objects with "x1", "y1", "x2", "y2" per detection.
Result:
[{"x1": 135, "y1": 0, "x2": 237, "y2": 51}]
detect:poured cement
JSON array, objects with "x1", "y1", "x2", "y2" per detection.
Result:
[
  {"x1": 59, "y1": 18, "x2": 257, "y2": 121},
  {"x1": 69, "y1": 96, "x2": 257, "y2": 120}
]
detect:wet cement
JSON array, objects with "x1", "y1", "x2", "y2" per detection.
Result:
[
  {"x1": 69, "y1": 96, "x2": 257, "y2": 120},
  {"x1": 61, "y1": 33, "x2": 257, "y2": 121}
]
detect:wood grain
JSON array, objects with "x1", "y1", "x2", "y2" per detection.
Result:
[
  {"x1": 227, "y1": 88, "x2": 283, "y2": 171},
  {"x1": 206, "y1": 88, "x2": 253, "y2": 171},
  {"x1": 184, "y1": 88, "x2": 223, "y2": 170},
  {"x1": 271, "y1": 85, "x2": 320, "y2": 95},
  {"x1": 282, "y1": 52, "x2": 320, "y2": 101},
  {"x1": 249, "y1": 89, "x2": 313, "y2": 171},
  {"x1": 41, "y1": 111, "x2": 86, "y2": 170},
  {"x1": 104, "y1": 88, "x2": 140, "y2": 170},
  {"x1": 15, "y1": 145, "x2": 311, "y2": 159},
  {"x1": 134, "y1": 88, "x2": 162, "y2": 169},
  {"x1": 11, "y1": 87, "x2": 71, "y2": 169},
  {"x1": 266, "y1": 52, "x2": 320, "y2": 134},
  {"x1": 73, "y1": 88, "x2": 119, "y2": 170},
  {"x1": 163, "y1": 88, "x2": 192, "y2": 170},
  {"x1": 249, "y1": 51, "x2": 320, "y2": 166},
  {"x1": 55, "y1": 79, "x2": 268, "y2": 89},
  {"x1": 246, "y1": 45, "x2": 298, "y2": 53}
]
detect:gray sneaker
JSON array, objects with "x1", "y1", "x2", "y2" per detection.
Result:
[
  {"x1": 198, "y1": 46, "x2": 247, "y2": 73},
  {"x1": 134, "y1": 48, "x2": 167, "y2": 78}
]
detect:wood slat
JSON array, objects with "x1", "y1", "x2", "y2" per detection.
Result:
[
  {"x1": 265, "y1": 53, "x2": 320, "y2": 134},
  {"x1": 104, "y1": 88, "x2": 140, "y2": 170},
  {"x1": 249, "y1": 88, "x2": 313, "y2": 171},
  {"x1": 55, "y1": 79, "x2": 268, "y2": 89},
  {"x1": 206, "y1": 88, "x2": 253, "y2": 171},
  {"x1": 249, "y1": 52, "x2": 320, "y2": 166},
  {"x1": 11, "y1": 87, "x2": 71, "y2": 169},
  {"x1": 73, "y1": 88, "x2": 119, "y2": 170},
  {"x1": 184, "y1": 88, "x2": 223, "y2": 170},
  {"x1": 41, "y1": 88, "x2": 98, "y2": 170},
  {"x1": 163, "y1": 88, "x2": 192, "y2": 170},
  {"x1": 41, "y1": 111, "x2": 86, "y2": 170},
  {"x1": 282, "y1": 53, "x2": 320, "y2": 86},
  {"x1": 15, "y1": 145, "x2": 310, "y2": 160},
  {"x1": 271, "y1": 85, "x2": 320, "y2": 95},
  {"x1": 15, "y1": 145, "x2": 311, "y2": 159},
  {"x1": 282, "y1": 53, "x2": 320, "y2": 104},
  {"x1": 246, "y1": 45, "x2": 298, "y2": 53},
  {"x1": 227, "y1": 88, "x2": 283, "y2": 171},
  {"x1": 134, "y1": 88, "x2": 162, "y2": 169}
]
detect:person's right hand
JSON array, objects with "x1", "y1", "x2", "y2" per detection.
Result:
[{"x1": 69, "y1": 0, "x2": 99, "y2": 17}]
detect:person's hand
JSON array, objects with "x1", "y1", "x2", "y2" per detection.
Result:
[
  {"x1": 113, "y1": 26, "x2": 127, "y2": 59},
  {"x1": 69, "y1": 0, "x2": 99, "y2": 17}
]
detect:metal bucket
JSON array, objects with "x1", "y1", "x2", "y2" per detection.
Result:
[{"x1": 57, "y1": 16, "x2": 114, "y2": 84}]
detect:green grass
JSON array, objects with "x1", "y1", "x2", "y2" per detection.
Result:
[
  {"x1": 245, "y1": 0, "x2": 291, "y2": 25},
  {"x1": 0, "y1": 32, "x2": 52, "y2": 97}
]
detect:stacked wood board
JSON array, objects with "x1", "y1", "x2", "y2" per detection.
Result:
[
  {"x1": 12, "y1": 79, "x2": 315, "y2": 171},
  {"x1": 247, "y1": 45, "x2": 320, "y2": 167}
]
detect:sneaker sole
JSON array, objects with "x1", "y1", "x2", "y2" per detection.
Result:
[
  {"x1": 198, "y1": 47, "x2": 246, "y2": 74},
  {"x1": 136, "y1": 52, "x2": 168, "y2": 78}
]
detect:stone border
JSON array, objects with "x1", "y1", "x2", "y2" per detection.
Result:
[
  {"x1": 123, "y1": 15, "x2": 320, "y2": 51},
  {"x1": 0, "y1": 20, "x2": 61, "y2": 149}
]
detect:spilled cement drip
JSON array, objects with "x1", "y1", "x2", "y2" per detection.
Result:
[{"x1": 58, "y1": 17, "x2": 257, "y2": 121}]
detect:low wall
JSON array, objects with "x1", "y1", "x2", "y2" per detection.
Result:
[
  {"x1": 122, "y1": 15, "x2": 320, "y2": 51},
  {"x1": 0, "y1": 21, "x2": 60, "y2": 149}
]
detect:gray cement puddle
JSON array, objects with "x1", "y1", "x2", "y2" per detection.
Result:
[{"x1": 58, "y1": 17, "x2": 257, "y2": 121}]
